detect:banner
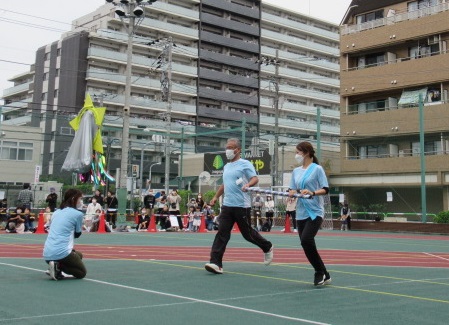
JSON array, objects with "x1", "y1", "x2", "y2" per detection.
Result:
[{"x1": 204, "y1": 150, "x2": 271, "y2": 176}]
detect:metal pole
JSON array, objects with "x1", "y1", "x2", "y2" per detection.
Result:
[
  {"x1": 164, "y1": 37, "x2": 173, "y2": 193},
  {"x1": 273, "y1": 53, "x2": 280, "y2": 187},
  {"x1": 241, "y1": 118, "x2": 246, "y2": 157},
  {"x1": 119, "y1": 2, "x2": 135, "y2": 190},
  {"x1": 148, "y1": 162, "x2": 161, "y2": 190},
  {"x1": 140, "y1": 143, "x2": 147, "y2": 196},
  {"x1": 179, "y1": 127, "x2": 184, "y2": 190},
  {"x1": 419, "y1": 94, "x2": 427, "y2": 223}
]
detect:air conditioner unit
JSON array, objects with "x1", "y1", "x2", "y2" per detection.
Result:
[{"x1": 398, "y1": 150, "x2": 405, "y2": 157}]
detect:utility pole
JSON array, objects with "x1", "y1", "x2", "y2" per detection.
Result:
[
  {"x1": 273, "y1": 49, "x2": 280, "y2": 187},
  {"x1": 161, "y1": 37, "x2": 173, "y2": 193}
]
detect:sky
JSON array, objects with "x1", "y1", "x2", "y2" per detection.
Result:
[{"x1": 0, "y1": 0, "x2": 352, "y2": 102}]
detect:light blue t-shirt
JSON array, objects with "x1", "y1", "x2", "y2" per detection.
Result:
[
  {"x1": 222, "y1": 158, "x2": 257, "y2": 208},
  {"x1": 43, "y1": 207, "x2": 83, "y2": 261},
  {"x1": 289, "y1": 163, "x2": 328, "y2": 220}
]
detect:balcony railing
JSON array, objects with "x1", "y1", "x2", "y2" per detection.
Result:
[
  {"x1": 341, "y1": 2, "x2": 449, "y2": 35},
  {"x1": 346, "y1": 149, "x2": 448, "y2": 160}
]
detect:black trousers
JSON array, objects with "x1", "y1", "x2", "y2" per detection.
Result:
[
  {"x1": 297, "y1": 217, "x2": 327, "y2": 275},
  {"x1": 209, "y1": 206, "x2": 272, "y2": 267}
]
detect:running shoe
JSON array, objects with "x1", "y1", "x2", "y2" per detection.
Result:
[
  {"x1": 314, "y1": 272, "x2": 326, "y2": 286},
  {"x1": 205, "y1": 263, "x2": 223, "y2": 274},
  {"x1": 324, "y1": 272, "x2": 332, "y2": 285},
  {"x1": 264, "y1": 245, "x2": 274, "y2": 265}
]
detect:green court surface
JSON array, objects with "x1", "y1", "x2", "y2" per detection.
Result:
[{"x1": 1, "y1": 230, "x2": 449, "y2": 325}]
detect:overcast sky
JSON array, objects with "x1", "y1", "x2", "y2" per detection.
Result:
[{"x1": 0, "y1": 0, "x2": 352, "y2": 102}]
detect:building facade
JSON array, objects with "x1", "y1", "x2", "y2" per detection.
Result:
[
  {"x1": 334, "y1": 0, "x2": 449, "y2": 214},
  {"x1": 1, "y1": 0, "x2": 340, "y2": 190}
]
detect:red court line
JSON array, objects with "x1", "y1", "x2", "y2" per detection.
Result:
[{"x1": 1, "y1": 244, "x2": 449, "y2": 268}]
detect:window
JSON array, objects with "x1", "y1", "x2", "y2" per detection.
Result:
[
  {"x1": 41, "y1": 93, "x2": 47, "y2": 101},
  {"x1": 43, "y1": 72, "x2": 48, "y2": 81},
  {"x1": 56, "y1": 48, "x2": 61, "y2": 56},
  {"x1": 356, "y1": 10, "x2": 384, "y2": 24},
  {"x1": 0, "y1": 141, "x2": 33, "y2": 161},
  {"x1": 55, "y1": 68, "x2": 60, "y2": 77},
  {"x1": 408, "y1": 0, "x2": 438, "y2": 12},
  {"x1": 54, "y1": 89, "x2": 59, "y2": 98}
]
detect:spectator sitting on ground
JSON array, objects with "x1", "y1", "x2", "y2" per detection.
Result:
[
  {"x1": 137, "y1": 208, "x2": 150, "y2": 231},
  {"x1": 158, "y1": 205, "x2": 170, "y2": 231},
  {"x1": 85, "y1": 198, "x2": 102, "y2": 231},
  {"x1": 6, "y1": 209, "x2": 25, "y2": 234},
  {"x1": 23, "y1": 207, "x2": 35, "y2": 232},
  {"x1": 44, "y1": 206, "x2": 53, "y2": 232}
]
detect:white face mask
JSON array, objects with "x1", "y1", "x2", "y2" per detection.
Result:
[
  {"x1": 226, "y1": 149, "x2": 236, "y2": 160},
  {"x1": 76, "y1": 199, "x2": 83, "y2": 210},
  {"x1": 295, "y1": 154, "x2": 304, "y2": 165}
]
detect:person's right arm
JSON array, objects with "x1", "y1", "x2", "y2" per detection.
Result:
[{"x1": 210, "y1": 185, "x2": 224, "y2": 206}]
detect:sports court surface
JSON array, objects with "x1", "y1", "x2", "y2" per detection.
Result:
[{"x1": 1, "y1": 229, "x2": 449, "y2": 325}]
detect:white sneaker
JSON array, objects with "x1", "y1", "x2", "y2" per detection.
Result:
[
  {"x1": 280, "y1": 228, "x2": 285, "y2": 232},
  {"x1": 264, "y1": 246, "x2": 274, "y2": 265},
  {"x1": 205, "y1": 263, "x2": 223, "y2": 274},
  {"x1": 294, "y1": 229, "x2": 298, "y2": 233}
]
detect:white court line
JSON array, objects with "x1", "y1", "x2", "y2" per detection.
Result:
[
  {"x1": 0, "y1": 261, "x2": 331, "y2": 325},
  {"x1": 423, "y1": 252, "x2": 449, "y2": 262}
]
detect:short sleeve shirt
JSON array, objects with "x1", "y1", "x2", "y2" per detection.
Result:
[
  {"x1": 289, "y1": 163, "x2": 328, "y2": 220},
  {"x1": 222, "y1": 158, "x2": 257, "y2": 208}
]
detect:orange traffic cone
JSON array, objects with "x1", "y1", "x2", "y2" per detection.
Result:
[
  {"x1": 232, "y1": 222, "x2": 240, "y2": 233},
  {"x1": 284, "y1": 215, "x2": 292, "y2": 233},
  {"x1": 134, "y1": 211, "x2": 139, "y2": 226},
  {"x1": 34, "y1": 210, "x2": 46, "y2": 234},
  {"x1": 183, "y1": 214, "x2": 188, "y2": 228},
  {"x1": 147, "y1": 214, "x2": 157, "y2": 232},
  {"x1": 199, "y1": 214, "x2": 207, "y2": 233},
  {"x1": 97, "y1": 211, "x2": 106, "y2": 233}
]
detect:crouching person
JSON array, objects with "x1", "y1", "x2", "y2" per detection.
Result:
[{"x1": 43, "y1": 189, "x2": 87, "y2": 281}]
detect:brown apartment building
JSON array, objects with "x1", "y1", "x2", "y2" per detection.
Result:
[{"x1": 331, "y1": 0, "x2": 449, "y2": 215}]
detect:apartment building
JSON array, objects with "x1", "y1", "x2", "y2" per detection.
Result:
[
  {"x1": 334, "y1": 0, "x2": 449, "y2": 213},
  {"x1": 1, "y1": 0, "x2": 340, "y2": 188}
]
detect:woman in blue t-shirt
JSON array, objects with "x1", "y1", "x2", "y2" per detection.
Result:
[
  {"x1": 289, "y1": 142, "x2": 331, "y2": 286},
  {"x1": 43, "y1": 189, "x2": 86, "y2": 281}
]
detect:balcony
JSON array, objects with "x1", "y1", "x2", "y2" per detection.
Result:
[
  {"x1": 86, "y1": 69, "x2": 197, "y2": 96},
  {"x1": 1, "y1": 98, "x2": 31, "y2": 114},
  {"x1": 261, "y1": 65, "x2": 339, "y2": 88},
  {"x1": 199, "y1": 49, "x2": 259, "y2": 71},
  {"x1": 94, "y1": 29, "x2": 198, "y2": 58},
  {"x1": 260, "y1": 97, "x2": 339, "y2": 119},
  {"x1": 140, "y1": 18, "x2": 198, "y2": 40},
  {"x1": 261, "y1": 46, "x2": 339, "y2": 72},
  {"x1": 262, "y1": 29, "x2": 339, "y2": 57},
  {"x1": 341, "y1": 151, "x2": 449, "y2": 174},
  {"x1": 341, "y1": 2, "x2": 449, "y2": 36},
  {"x1": 201, "y1": 31, "x2": 259, "y2": 53},
  {"x1": 100, "y1": 94, "x2": 196, "y2": 116},
  {"x1": 201, "y1": 13, "x2": 259, "y2": 37},
  {"x1": 260, "y1": 80, "x2": 340, "y2": 104},
  {"x1": 151, "y1": 1, "x2": 199, "y2": 21},
  {"x1": 88, "y1": 47, "x2": 197, "y2": 76},
  {"x1": 198, "y1": 106, "x2": 258, "y2": 124},
  {"x1": 2, "y1": 82, "x2": 31, "y2": 98},
  {"x1": 202, "y1": 0, "x2": 260, "y2": 19},
  {"x1": 341, "y1": 3, "x2": 449, "y2": 53},
  {"x1": 341, "y1": 102, "x2": 449, "y2": 137},
  {"x1": 198, "y1": 87, "x2": 258, "y2": 106},
  {"x1": 199, "y1": 68, "x2": 258, "y2": 88},
  {"x1": 260, "y1": 115, "x2": 339, "y2": 135},
  {"x1": 262, "y1": 13, "x2": 338, "y2": 42},
  {"x1": 341, "y1": 53, "x2": 449, "y2": 95}
]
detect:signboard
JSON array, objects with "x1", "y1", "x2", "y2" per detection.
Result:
[
  {"x1": 34, "y1": 165, "x2": 41, "y2": 184},
  {"x1": 132, "y1": 164, "x2": 139, "y2": 177},
  {"x1": 204, "y1": 150, "x2": 271, "y2": 176}
]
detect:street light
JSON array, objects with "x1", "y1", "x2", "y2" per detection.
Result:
[
  {"x1": 104, "y1": 0, "x2": 158, "y2": 191},
  {"x1": 148, "y1": 162, "x2": 161, "y2": 190}
]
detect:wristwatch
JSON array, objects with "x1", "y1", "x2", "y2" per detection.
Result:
[{"x1": 312, "y1": 191, "x2": 316, "y2": 197}]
